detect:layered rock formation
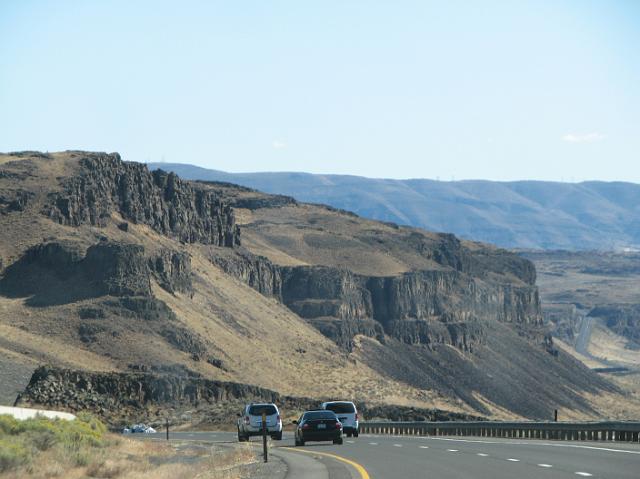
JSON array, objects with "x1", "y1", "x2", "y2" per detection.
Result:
[
  {"x1": 209, "y1": 248, "x2": 541, "y2": 351},
  {"x1": 589, "y1": 305, "x2": 640, "y2": 345},
  {"x1": 45, "y1": 153, "x2": 240, "y2": 246},
  {"x1": 15, "y1": 366, "x2": 283, "y2": 417},
  {"x1": 15, "y1": 366, "x2": 481, "y2": 426},
  {"x1": 149, "y1": 249, "x2": 193, "y2": 295}
]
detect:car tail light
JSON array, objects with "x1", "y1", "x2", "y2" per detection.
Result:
[
  {"x1": 355, "y1": 413, "x2": 358, "y2": 421},
  {"x1": 335, "y1": 422, "x2": 342, "y2": 429},
  {"x1": 277, "y1": 414, "x2": 281, "y2": 423},
  {"x1": 302, "y1": 423, "x2": 310, "y2": 430},
  {"x1": 244, "y1": 416, "x2": 250, "y2": 425}
]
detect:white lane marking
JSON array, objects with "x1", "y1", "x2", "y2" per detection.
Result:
[
  {"x1": 393, "y1": 444, "x2": 402, "y2": 447},
  {"x1": 507, "y1": 458, "x2": 520, "y2": 462},
  {"x1": 447, "y1": 449, "x2": 459, "y2": 452},
  {"x1": 369, "y1": 442, "x2": 378, "y2": 445},
  {"x1": 477, "y1": 453, "x2": 488, "y2": 457},
  {"x1": 538, "y1": 464, "x2": 553, "y2": 468},
  {"x1": 424, "y1": 437, "x2": 640, "y2": 455},
  {"x1": 347, "y1": 440, "x2": 355, "y2": 444},
  {"x1": 419, "y1": 446, "x2": 429, "y2": 449},
  {"x1": 575, "y1": 473, "x2": 592, "y2": 477}
]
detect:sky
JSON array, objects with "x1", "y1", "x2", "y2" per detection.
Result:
[{"x1": 1, "y1": 0, "x2": 639, "y2": 181}]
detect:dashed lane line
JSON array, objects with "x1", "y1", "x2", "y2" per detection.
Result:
[
  {"x1": 447, "y1": 449, "x2": 459, "y2": 452},
  {"x1": 538, "y1": 464, "x2": 553, "y2": 468},
  {"x1": 393, "y1": 444, "x2": 403, "y2": 447},
  {"x1": 575, "y1": 473, "x2": 592, "y2": 477},
  {"x1": 477, "y1": 453, "x2": 489, "y2": 457},
  {"x1": 368, "y1": 442, "x2": 378, "y2": 446},
  {"x1": 507, "y1": 458, "x2": 520, "y2": 462},
  {"x1": 419, "y1": 446, "x2": 429, "y2": 449},
  {"x1": 416, "y1": 437, "x2": 640, "y2": 455}
]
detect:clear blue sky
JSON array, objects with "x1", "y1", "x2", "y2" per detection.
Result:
[{"x1": 1, "y1": 1, "x2": 638, "y2": 181}]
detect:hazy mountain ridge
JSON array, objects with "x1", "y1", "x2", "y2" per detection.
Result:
[{"x1": 149, "y1": 163, "x2": 640, "y2": 250}]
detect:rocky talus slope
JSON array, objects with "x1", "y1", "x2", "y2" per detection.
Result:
[
  {"x1": 16, "y1": 366, "x2": 480, "y2": 427},
  {"x1": 0, "y1": 151, "x2": 626, "y2": 423}
]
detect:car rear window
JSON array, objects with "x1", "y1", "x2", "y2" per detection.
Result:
[
  {"x1": 324, "y1": 402, "x2": 356, "y2": 414},
  {"x1": 249, "y1": 405, "x2": 277, "y2": 416},
  {"x1": 304, "y1": 411, "x2": 337, "y2": 420}
]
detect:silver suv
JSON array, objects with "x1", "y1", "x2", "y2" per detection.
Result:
[
  {"x1": 321, "y1": 401, "x2": 359, "y2": 437},
  {"x1": 237, "y1": 403, "x2": 283, "y2": 441}
]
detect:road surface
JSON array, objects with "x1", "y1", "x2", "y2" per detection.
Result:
[
  {"x1": 575, "y1": 315, "x2": 594, "y2": 355},
  {"x1": 151, "y1": 430, "x2": 640, "y2": 478}
]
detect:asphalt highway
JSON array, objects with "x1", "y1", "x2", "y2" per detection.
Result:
[{"x1": 152, "y1": 430, "x2": 640, "y2": 479}]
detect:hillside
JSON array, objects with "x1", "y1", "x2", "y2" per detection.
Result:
[
  {"x1": 149, "y1": 163, "x2": 640, "y2": 251},
  {"x1": 0, "y1": 151, "x2": 635, "y2": 424},
  {"x1": 522, "y1": 250, "x2": 640, "y2": 368}
]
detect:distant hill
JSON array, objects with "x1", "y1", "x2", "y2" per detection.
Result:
[{"x1": 148, "y1": 163, "x2": 640, "y2": 250}]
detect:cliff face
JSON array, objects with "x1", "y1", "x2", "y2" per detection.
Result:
[
  {"x1": 209, "y1": 248, "x2": 282, "y2": 297},
  {"x1": 44, "y1": 153, "x2": 240, "y2": 247},
  {"x1": 15, "y1": 366, "x2": 283, "y2": 417},
  {"x1": 16, "y1": 366, "x2": 481, "y2": 426},
  {"x1": 208, "y1": 248, "x2": 541, "y2": 351},
  {"x1": 589, "y1": 305, "x2": 640, "y2": 345}
]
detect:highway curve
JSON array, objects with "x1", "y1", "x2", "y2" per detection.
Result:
[{"x1": 154, "y1": 431, "x2": 640, "y2": 479}]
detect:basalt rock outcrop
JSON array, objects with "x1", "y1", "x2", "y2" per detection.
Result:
[
  {"x1": 0, "y1": 240, "x2": 152, "y2": 300},
  {"x1": 15, "y1": 366, "x2": 284, "y2": 418},
  {"x1": 209, "y1": 249, "x2": 541, "y2": 351},
  {"x1": 209, "y1": 248, "x2": 282, "y2": 297},
  {"x1": 45, "y1": 153, "x2": 240, "y2": 247},
  {"x1": 84, "y1": 242, "x2": 152, "y2": 296},
  {"x1": 589, "y1": 305, "x2": 640, "y2": 345},
  {"x1": 149, "y1": 249, "x2": 193, "y2": 295},
  {"x1": 1, "y1": 239, "x2": 194, "y2": 301},
  {"x1": 16, "y1": 366, "x2": 483, "y2": 426}
]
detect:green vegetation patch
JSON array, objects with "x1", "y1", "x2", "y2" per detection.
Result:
[{"x1": 0, "y1": 412, "x2": 106, "y2": 473}]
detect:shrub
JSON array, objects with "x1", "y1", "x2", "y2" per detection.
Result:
[
  {"x1": 0, "y1": 413, "x2": 107, "y2": 472},
  {"x1": 0, "y1": 415, "x2": 20, "y2": 435},
  {"x1": 27, "y1": 429, "x2": 58, "y2": 451},
  {"x1": 0, "y1": 438, "x2": 30, "y2": 472}
]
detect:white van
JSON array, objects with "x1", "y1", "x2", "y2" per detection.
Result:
[{"x1": 321, "y1": 401, "x2": 359, "y2": 437}]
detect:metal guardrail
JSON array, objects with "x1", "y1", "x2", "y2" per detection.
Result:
[{"x1": 359, "y1": 421, "x2": 640, "y2": 443}]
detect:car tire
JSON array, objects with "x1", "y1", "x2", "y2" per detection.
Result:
[
  {"x1": 346, "y1": 432, "x2": 352, "y2": 438},
  {"x1": 274, "y1": 431, "x2": 283, "y2": 441},
  {"x1": 354, "y1": 431, "x2": 359, "y2": 438},
  {"x1": 333, "y1": 437, "x2": 343, "y2": 445}
]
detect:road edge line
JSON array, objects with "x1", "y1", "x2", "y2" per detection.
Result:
[{"x1": 281, "y1": 447, "x2": 371, "y2": 479}]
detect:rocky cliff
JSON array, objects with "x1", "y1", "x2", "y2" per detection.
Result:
[
  {"x1": 45, "y1": 152, "x2": 240, "y2": 246},
  {"x1": 209, "y1": 248, "x2": 541, "y2": 351},
  {"x1": 15, "y1": 366, "x2": 481, "y2": 426},
  {"x1": 589, "y1": 305, "x2": 640, "y2": 345}
]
